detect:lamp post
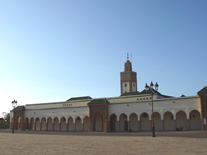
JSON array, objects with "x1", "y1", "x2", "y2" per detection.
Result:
[
  {"x1": 145, "y1": 82, "x2": 159, "y2": 137},
  {"x1": 11, "y1": 99, "x2": 17, "y2": 134}
]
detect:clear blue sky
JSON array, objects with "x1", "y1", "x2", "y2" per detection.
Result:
[{"x1": 0, "y1": 0, "x2": 207, "y2": 116}]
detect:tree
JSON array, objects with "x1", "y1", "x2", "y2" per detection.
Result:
[
  {"x1": 0, "y1": 113, "x2": 10, "y2": 128},
  {"x1": 4, "y1": 113, "x2": 10, "y2": 124}
]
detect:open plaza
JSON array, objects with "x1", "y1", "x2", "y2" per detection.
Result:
[{"x1": 0, "y1": 129, "x2": 207, "y2": 155}]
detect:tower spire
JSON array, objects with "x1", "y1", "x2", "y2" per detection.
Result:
[{"x1": 127, "y1": 53, "x2": 129, "y2": 60}]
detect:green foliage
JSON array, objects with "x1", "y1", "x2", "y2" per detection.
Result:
[
  {"x1": 0, "y1": 119, "x2": 6, "y2": 128},
  {"x1": 4, "y1": 113, "x2": 10, "y2": 124},
  {"x1": 0, "y1": 113, "x2": 10, "y2": 128}
]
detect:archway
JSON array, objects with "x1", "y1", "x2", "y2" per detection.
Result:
[
  {"x1": 164, "y1": 111, "x2": 175, "y2": 131},
  {"x1": 30, "y1": 118, "x2": 34, "y2": 130},
  {"x1": 41, "y1": 117, "x2": 47, "y2": 131},
  {"x1": 153, "y1": 112, "x2": 162, "y2": 131},
  {"x1": 75, "y1": 117, "x2": 82, "y2": 131},
  {"x1": 17, "y1": 117, "x2": 21, "y2": 130},
  {"x1": 54, "y1": 117, "x2": 59, "y2": 131},
  {"x1": 35, "y1": 117, "x2": 40, "y2": 131},
  {"x1": 119, "y1": 113, "x2": 128, "y2": 132},
  {"x1": 61, "y1": 117, "x2": 67, "y2": 131},
  {"x1": 83, "y1": 116, "x2": 89, "y2": 132},
  {"x1": 110, "y1": 114, "x2": 117, "y2": 132},
  {"x1": 47, "y1": 117, "x2": 53, "y2": 131},
  {"x1": 140, "y1": 112, "x2": 150, "y2": 131},
  {"x1": 189, "y1": 110, "x2": 202, "y2": 130},
  {"x1": 176, "y1": 111, "x2": 188, "y2": 129},
  {"x1": 129, "y1": 113, "x2": 138, "y2": 131},
  {"x1": 94, "y1": 112, "x2": 103, "y2": 132},
  {"x1": 25, "y1": 118, "x2": 29, "y2": 130},
  {"x1": 68, "y1": 117, "x2": 74, "y2": 131}
]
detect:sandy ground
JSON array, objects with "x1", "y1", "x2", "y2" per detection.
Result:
[{"x1": 0, "y1": 129, "x2": 207, "y2": 155}]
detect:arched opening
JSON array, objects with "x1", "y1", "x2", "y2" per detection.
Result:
[
  {"x1": 47, "y1": 117, "x2": 53, "y2": 131},
  {"x1": 140, "y1": 112, "x2": 150, "y2": 131},
  {"x1": 83, "y1": 116, "x2": 89, "y2": 132},
  {"x1": 94, "y1": 112, "x2": 103, "y2": 132},
  {"x1": 41, "y1": 117, "x2": 47, "y2": 131},
  {"x1": 153, "y1": 112, "x2": 162, "y2": 131},
  {"x1": 68, "y1": 117, "x2": 74, "y2": 131},
  {"x1": 75, "y1": 117, "x2": 82, "y2": 131},
  {"x1": 189, "y1": 110, "x2": 202, "y2": 130},
  {"x1": 164, "y1": 111, "x2": 175, "y2": 131},
  {"x1": 17, "y1": 117, "x2": 22, "y2": 130},
  {"x1": 25, "y1": 118, "x2": 29, "y2": 130},
  {"x1": 110, "y1": 114, "x2": 117, "y2": 132},
  {"x1": 54, "y1": 117, "x2": 59, "y2": 131},
  {"x1": 129, "y1": 113, "x2": 138, "y2": 131},
  {"x1": 61, "y1": 117, "x2": 67, "y2": 131},
  {"x1": 119, "y1": 113, "x2": 128, "y2": 132},
  {"x1": 35, "y1": 117, "x2": 40, "y2": 131},
  {"x1": 30, "y1": 118, "x2": 34, "y2": 130},
  {"x1": 176, "y1": 111, "x2": 188, "y2": 130}
]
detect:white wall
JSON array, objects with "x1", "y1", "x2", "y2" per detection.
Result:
[
  {"x1": 132, "y1": 82, "x2": 136, "y2": 92},
  {"x1": 122, "y1": 82, "x2": 129, "y2": 93}
]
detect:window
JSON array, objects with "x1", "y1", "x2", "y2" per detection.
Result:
[
  {"x1": 171, "y1": 115, "x2": 174, "y2": 120},
  {"x1": 125, "y1": 83, "x2": 127, "y2": 87},
  {"x1": 193, "y1": 114, "x2": 195, "y2": 118},
  {"x1": 133, "y1": 84, "x2": 135, "y2": 87}
]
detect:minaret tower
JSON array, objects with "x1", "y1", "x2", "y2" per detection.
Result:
[{"x1": 120, "y1": 53, "x2": 137, "y2": 95}]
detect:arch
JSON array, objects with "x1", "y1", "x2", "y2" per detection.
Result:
[
  {"x1": 61, "y1": 117, "x2": 67, "y2": 131},
  {"x1": 83, "y1": 116, "x2": 89, "y2": 132},
  {"x1": 110, "y1": 114, "x2": 118, "y2": 132},
  {"x1": 176, "y1": 110, "x2": 187, "y2": 130},
  {"x1": 35, "y1": 117, "x2": 40, "y2": 131},
  {"x1": 41, "y1": 117, "x2": 47, "y2": 131},
  {"x1": 68, "y1": 117, "x2": 75, "y2": 131},
  {"x1": 119, "y1": 113, "x2": 128, "y2": 132},
  {"x1": 153, "y1": 112, "x2": 162, "y2": 131},
  {"x1": 140, "y1": 112, "x2": 150, "y2": 131},
  {"x1": 17, "y1": 116, "x2": 22, "y2": 130},
  {"x1": 54, "y1": 117, "x2": 59, "y2": 131},
  {"x1": 164, "y1": 111, "x2": 175, "y2": 131},
  {"x1": 25, "y1": 117, "x2": 29, "y2": 130},
  {"x1": 189, "y1": 110, "x2": 202, "y2": 130},
  {"x1": 47, "y1": 117, "x2": 53, "y2": 131},
  {"x1": 129, "y1": 113, "x2": 138, "y2": 131},
  {"x1": 30, "y1": 117, "x2": 34, "y2": 130},
  {"x1": 94, "y1": 112, "x2": 103, "y2": 132},
  {"x1": 75, "y1": 116, "x2": 82, "y2": 131}
]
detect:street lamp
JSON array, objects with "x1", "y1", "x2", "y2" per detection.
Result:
[
  {"x1": 145, "y1": 82, "x2": 159, "y2": 137},
  {"x1": 11, "y1": 99, "x2": 17, "y2": 134}
]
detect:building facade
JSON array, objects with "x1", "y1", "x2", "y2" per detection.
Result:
[{"x1": 10, "y1": 59, "x2": 207, "y2": 132}]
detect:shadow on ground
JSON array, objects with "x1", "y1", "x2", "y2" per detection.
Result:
[{"x1": 0, "y1": 129, "x2": 207, "y2": 139}]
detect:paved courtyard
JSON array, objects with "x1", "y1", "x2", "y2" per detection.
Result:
[{"x1": 0, "y1": 129, "x2": 207, "y2": 155}]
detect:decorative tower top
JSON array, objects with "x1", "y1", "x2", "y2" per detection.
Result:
[{"x1": 124, "y1": 60, "x2": 132, "y2": 72}]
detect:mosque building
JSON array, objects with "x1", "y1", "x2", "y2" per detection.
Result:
[{"x1": 10, "y1": 57, "x2": 207, "y2": 132}]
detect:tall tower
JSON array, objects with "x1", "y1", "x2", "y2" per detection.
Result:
[{"x1": 120, "y1": 54, "x2": 137, "y2": 95}]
